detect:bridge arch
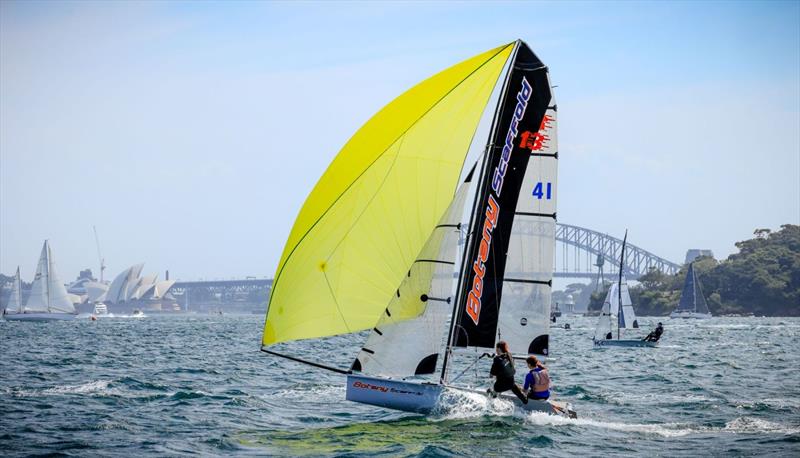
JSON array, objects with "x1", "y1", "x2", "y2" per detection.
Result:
[{"x1": 554, "y1": 223, "x2": 680, "y2": 280}]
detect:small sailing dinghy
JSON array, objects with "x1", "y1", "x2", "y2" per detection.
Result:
[
  {"x1": 670, "y1": 262, "x2": 712, "y2": 319},
  {"x1": 261, "y1": 40, "x2": 575, "y2": 418},
  {"x1": 593, "y1": 232, "x2": 654, "y2": 348},
  {"x1": 3, "y1": 241, "x2": 77, "y2": 322}
]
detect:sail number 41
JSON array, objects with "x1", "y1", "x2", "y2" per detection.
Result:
[{"x1": 532, "y1": 182, "x2": 552, "y2": 200}]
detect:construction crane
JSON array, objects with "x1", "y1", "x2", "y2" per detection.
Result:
[{"x1": 93, "y1": 226, "x2": 106, "y2": 283}]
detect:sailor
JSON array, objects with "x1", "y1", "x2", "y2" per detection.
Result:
[
  {"x1": 643, "y1": 322, "x2": 664, "y2": 342},
  {"x1": 605, "y1": 331, "x2": 613, "y2": 340},
  {"x1": 488, "y1": 341, "x2": 528, "y2": 404},
  {"x1": 523, "y1": 356, "x2": 550, "y2": 401}
]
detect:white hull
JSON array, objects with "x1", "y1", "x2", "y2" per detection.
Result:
[
  {"x1": 670, "y1": 311, "x2": 712, "y2": 319},
  {"x1": 593, "y1": 338, "x2": 657, "y2": 348},
  {"x1": 3, "y1": 312, "x2": 76, "y2": 322},
  {"x1": 345, "y1": 374, "x2": 576, "y2": 418}
]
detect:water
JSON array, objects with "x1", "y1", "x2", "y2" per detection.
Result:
[{"x1": 1, "y1": 315, "x2": 798, "y2": 456}]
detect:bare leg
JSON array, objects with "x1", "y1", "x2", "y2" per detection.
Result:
[{"x1": 511, "y1": 384, "x2": 528, "y2": 404}]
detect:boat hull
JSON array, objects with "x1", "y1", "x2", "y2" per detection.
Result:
[
  {"x1": 3, "y1": 312, "x2": 76, "y2": 322},
  {"x1": 670, "y1": 311, "x2": 712, "y2": 319},
  {"x1": 346, "y1": 375, "x2": 442, "y2": 414},
  {"x1": 345, "y1": 374, "x2": 576, "y2": 418},
  {"x1": 593, "y1": 338, "x2": 657, "y2": 348}
]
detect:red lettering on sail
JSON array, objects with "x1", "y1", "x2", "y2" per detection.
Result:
[
  {"x1": 519, "y1": 114, "x2": 554, "y2": 151},
  {"x1": 465, "y1": 196, "x2": 499, "y2": 325}
]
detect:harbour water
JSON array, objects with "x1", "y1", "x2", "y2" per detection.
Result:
[{"x1": 1, "y1": 314, "x2": 798, "y2": 456}]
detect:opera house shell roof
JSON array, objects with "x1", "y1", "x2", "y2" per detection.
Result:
[{"x1": 89, "y1": 264, "x2": 174, "y2": 304}]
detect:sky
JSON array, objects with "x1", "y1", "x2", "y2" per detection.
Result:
[{"x1": 1, "y1": 0, "x2": 798, "y2": 283}]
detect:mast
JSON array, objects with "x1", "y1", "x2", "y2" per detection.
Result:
[
  {"x1": 94, "y1": 226, "x2": 105, "y2": 283},
  {"x1": 6, "y1": 266, "x2": 23, "y2": 314},
  {"x1": 15, "y1": 267, "x2": 22, "y2": 313},
  {"x1": 440, "y1": 144, "x2": 492, "y2": 384},
  {"x1": 440, "y1": 42, "x2": 520, "y2": 384},
  {"x1": 45, "y1": 240, "x2": 51, "y2": 313},
  {"x1": 617, "y1": 230, "x2": 627, "y2": 340},
  {"x1": 692, "y1": 265, "x2": 697, "y2": 313}
]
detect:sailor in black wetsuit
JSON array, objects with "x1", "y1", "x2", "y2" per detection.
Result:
[
  {"x1": 488, "y1": 341, "x2": 528, "y2": 404},
  {"x1": 643, "y1": 322, "x2": 664, "y2": 342}
]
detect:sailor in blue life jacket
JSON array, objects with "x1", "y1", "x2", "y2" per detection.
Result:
[
  {"x1": 523, "y1": 355, "x2": 551, "y2": 401},
  {"x1": 643, "y1": 322, "x2": 664, "y2": 342},
  {"x1": 488, "y1": 341, "x2": 528, "y2": 404}
]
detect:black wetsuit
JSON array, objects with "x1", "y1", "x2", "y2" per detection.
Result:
[
  {"x1": 490, "y1": 353, "x2": 527, "y2": 403},
  {"x1": 644, "y1": 325, "x2": 664, "y2": 342}
]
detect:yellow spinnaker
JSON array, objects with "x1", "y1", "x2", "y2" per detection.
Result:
[{"x1": 263, "y1": 43, "x2": 514, "y2": 345}]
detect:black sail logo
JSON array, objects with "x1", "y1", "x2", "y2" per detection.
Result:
[{"x1": 454, "y1": 42, "x2": 553, "y2": 349}]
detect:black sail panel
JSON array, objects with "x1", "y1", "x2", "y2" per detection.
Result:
[
  {"x1": 453, "y1": 42, "x2": 553, "y2": 349},
  {"x1": 676, "y1": 263, "x2": 697, "y2": 312}
]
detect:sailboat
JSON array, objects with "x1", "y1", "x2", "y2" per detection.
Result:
[
  {"x1": 2, "y1": 267, "x2": 23, "y2": 317},
  {"x1": 3, "y1": 241, "x2": 77, "y2": 322},
  {"x1": 261, "y1": 40, "x2": 575, "y2": 418},
  {"x1": 593, "y1": 232, "x2": 654, "y2": 347},
  {"x1": 670, "y1": 263, "x2": 712, "y2": 319}
]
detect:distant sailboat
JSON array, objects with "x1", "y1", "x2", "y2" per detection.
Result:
[
  {"x1": 670, "y1": 263, "x2": 712, "y2": 319},
  {"x1": 261, "y1": 40, "x2": 575, "y2": 418},
  {"x1": 3, "y1": 267, "x2": 23, "y2": 316},
  {"x1": 3, "y1": 241, "x2": 77, "y2": 322},
  {"x1": 593, "y1": 231, "x2": 654, "y2": 348}
]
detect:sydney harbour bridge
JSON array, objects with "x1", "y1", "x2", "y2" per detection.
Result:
[{"x1": 169, "y1": 223, "x2": 682, "y2": 308}]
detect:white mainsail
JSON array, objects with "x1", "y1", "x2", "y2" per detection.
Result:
[
  {"x1": 603, "y1": 280, "x2": 638, "y2": 329},
  {"x1": 496, "y1": 97, "x2": 558, "y2": 356},
  {"x1": 619, "y1": 280, "x2": 638, "y2": 328}
]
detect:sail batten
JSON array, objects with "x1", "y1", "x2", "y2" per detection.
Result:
[{"x1": 264, "y1": 44, "x2": 515, "y2": 345}]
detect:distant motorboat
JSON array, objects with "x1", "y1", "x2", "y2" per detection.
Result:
[
  {"x1": 670, "y1": 263, "x2": 712, "y2": 319},
  {"x1": 3, "y1": 241, "x2": 77, "y2": 322},
  {"x1": 132, "y1": 309, "x2": 145, "y2": 318}
]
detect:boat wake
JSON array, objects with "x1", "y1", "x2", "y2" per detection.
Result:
[
  {"x1": 524, "y1": 411, "x2": 697, "y2": 437},
  {"x1": 429, "y1": 387, "x2": 799, "y2": 438},
  {"x1": 722, "y1": 416, "x2": 800, "y2": 435},
  {"x1": 432, "y1": 387, "x2": 516, "y2": 419},
  {"x1": 4, "y1": 380, "x2": 117, "y2": 397}
]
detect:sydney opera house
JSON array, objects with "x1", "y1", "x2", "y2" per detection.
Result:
[{"x1": 78, "y1": 264, "x2": 178, "y2": 313}]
